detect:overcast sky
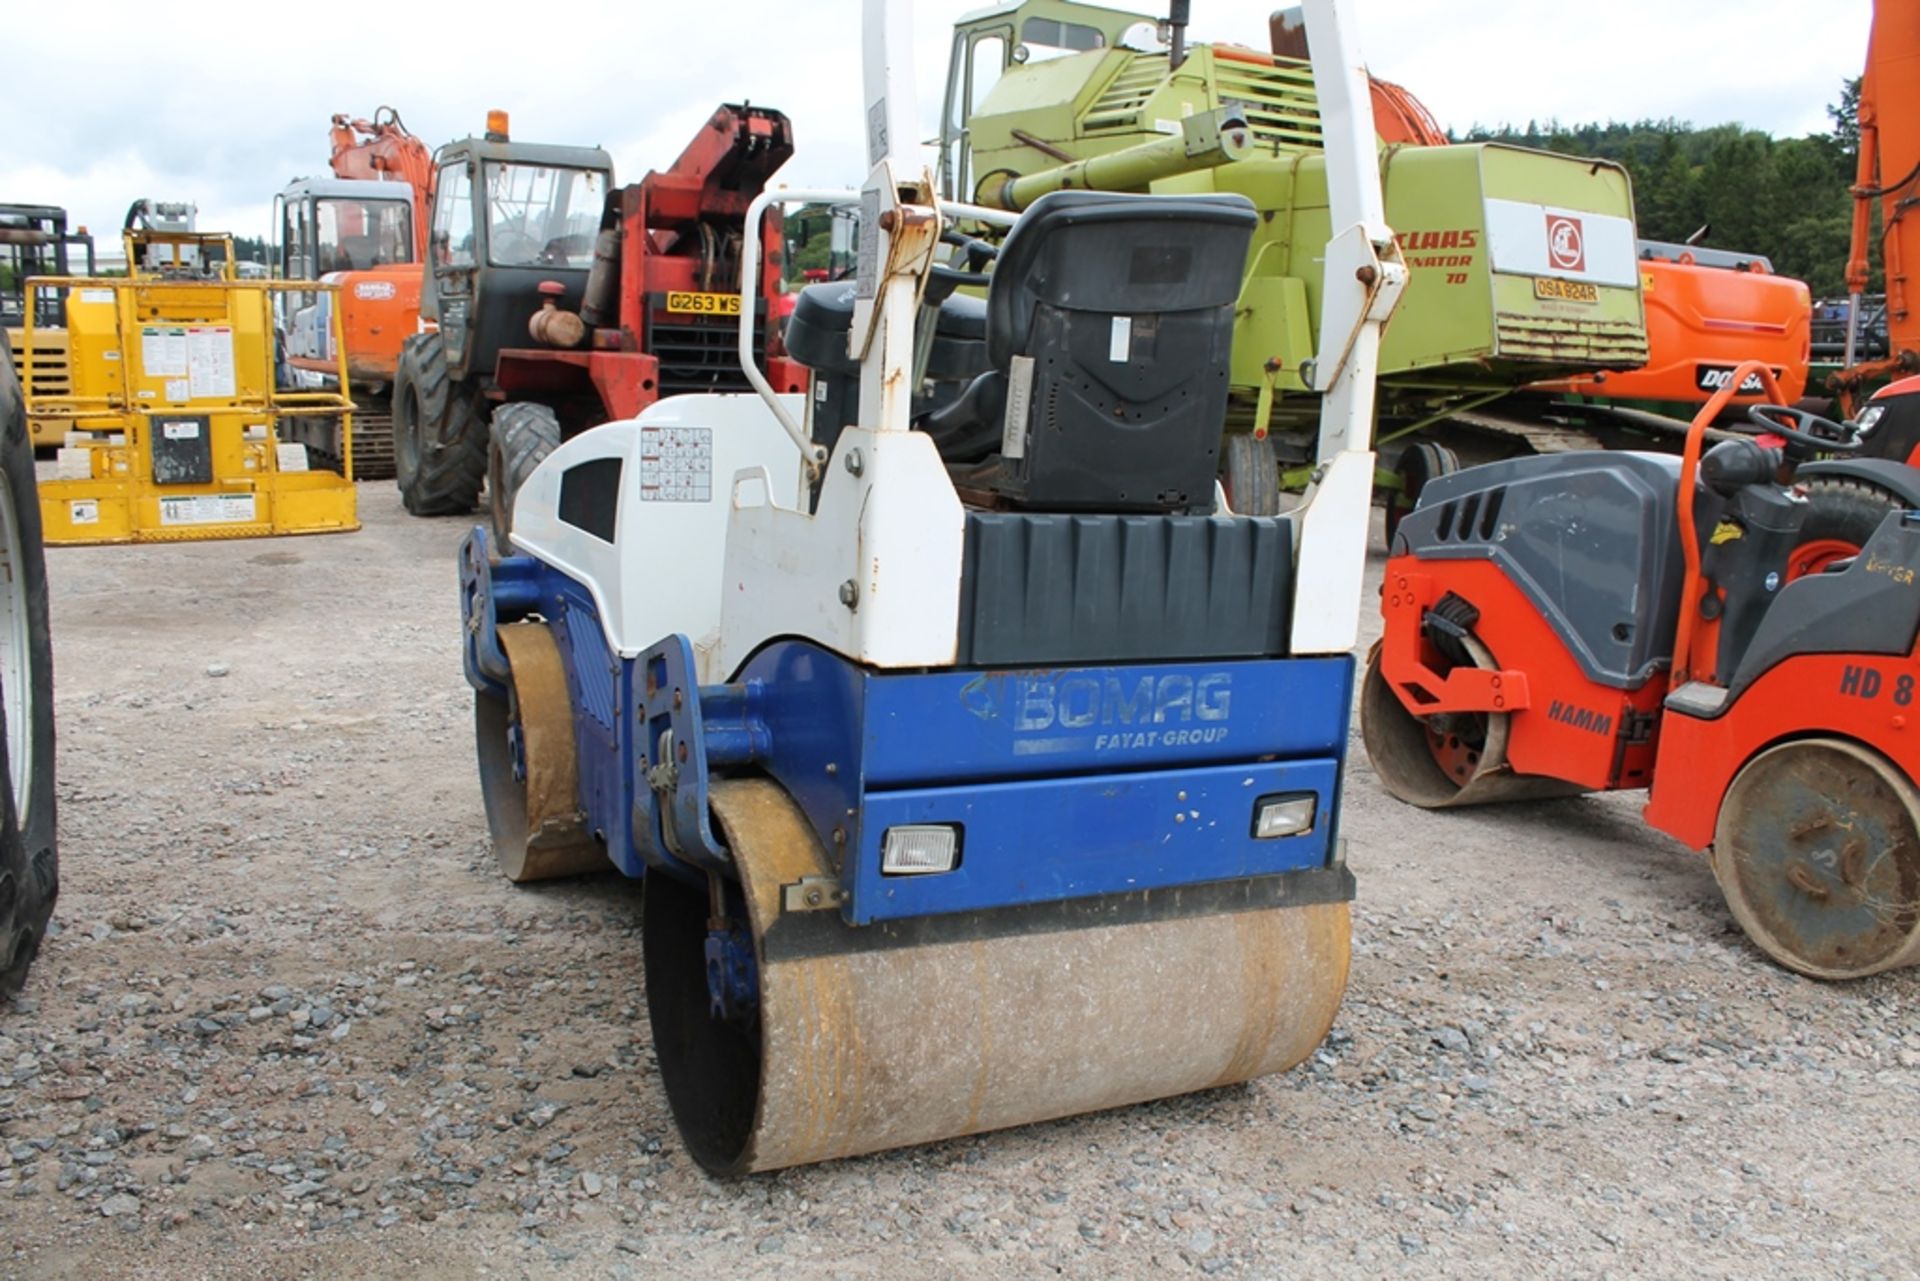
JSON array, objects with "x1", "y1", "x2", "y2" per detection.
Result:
[{"x1": 2, "y1": 0, "x2": 1870, "y2": 249}]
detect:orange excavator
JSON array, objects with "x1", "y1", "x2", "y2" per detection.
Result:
[{"x1": 274, "y1": 108, "x2": 434, "y2": 479}]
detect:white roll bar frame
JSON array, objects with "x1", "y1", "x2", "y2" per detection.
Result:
[{"x1": 737, "y1": 188, "x2": 1018, "y2": 470}]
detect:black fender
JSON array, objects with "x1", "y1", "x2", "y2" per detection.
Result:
[{"x1": 1797, "y1": 458, "x2": 1920, "y2": 509}]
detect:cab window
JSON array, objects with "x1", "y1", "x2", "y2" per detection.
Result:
[
  {"x1": 315, "y1": 198, "x2": 413, "y2": 272},
  {"x1": 971, "y1": 35, "x2": 1008, "y2": 111},
  {"x1": 283, "y1": 200, "x2": 312, "y2": 280},
  {"x1": 482, "y1": 164, "x2": 604, "y2": 268},
  {"x1": 1020, "y1": 17, "x2": 1106, "y2": 59},
  {"x1": 431, "y1": 163, "x2": 476, "y2": 267}
]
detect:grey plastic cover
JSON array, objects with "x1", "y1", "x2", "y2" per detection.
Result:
[
  {"x1": 1396, "y1": 452, "x2": 1686, "y2": 689},
  {"x1": 1723, "y1": 511, "x2": 1920, "y2": 707},
  {"x1": 955, "y1": 512, "x2": 1293, "y2": 666}
]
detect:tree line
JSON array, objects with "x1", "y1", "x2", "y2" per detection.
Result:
[{"x1": 1463, "y1": 79, "x2": 1866, "y2": 298}]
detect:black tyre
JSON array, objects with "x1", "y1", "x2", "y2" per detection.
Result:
[
  {"x1": 0, "y1": 335, "x2": 58, "y2": 997},
  {"x1": 1384, "y1": 441, "x2": 1460, "y2": 546},
  {"x1": 1788, "y1": 477, "x2": 1901, "y2": 581},
  {"x1": 1221, "y1": 432, "x2": 1281, "y2": 516},
  {"x1": 393, "y1": 332, "x2": 487, "y2": 516},
  {"x1": 487, "y1": 402, "x2": 562, "y2": 546}
]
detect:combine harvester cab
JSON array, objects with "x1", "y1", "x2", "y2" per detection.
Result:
[{"x1": 459, "y1": 0, "x2": 1404, "y2": 1172}]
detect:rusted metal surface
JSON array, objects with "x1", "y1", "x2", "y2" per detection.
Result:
[
  {"x1": 1712, "y1": 737, "x2": 1920, "y2": 979},
  {"x1": 1492, "y1": 312, "x2": 1647, "y2": 368},
  {"x1": 675, "y1": 779, "x2": 1351, "y2": 1174},
  {"x1": 1361, "y1": 639, "x2": 1586, "y2": 810},
  {"x1": 475, "y1": 623, "x2": 606, "y2": 883}
]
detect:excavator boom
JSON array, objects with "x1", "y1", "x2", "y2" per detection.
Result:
[
  {"x1": 327, "y1": 107, "x2": 433, "y2": 260},
  {"x1": 1845, "y1": 2, "x2": 1920, "y2": 373}
]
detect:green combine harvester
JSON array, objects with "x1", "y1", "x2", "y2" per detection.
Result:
[{"x1": 940, "y1": 0, "x2": 1657, "y2": 513}]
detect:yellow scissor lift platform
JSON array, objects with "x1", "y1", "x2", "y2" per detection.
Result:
[{"x1": 22, "y1": 229, "x2": 358, "y2": 545}]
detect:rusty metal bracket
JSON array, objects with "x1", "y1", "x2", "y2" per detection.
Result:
[{"x1": 780, "y1": 875, "x2": 847, "y2": 914}]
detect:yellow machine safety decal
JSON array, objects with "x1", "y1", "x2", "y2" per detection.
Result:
[
  {"x1": 665, "y1": 291, "x2": 741, "y2": 316},
  {"x1": 1710, "y1": 520, "x2": 1745, "y2": 545}
]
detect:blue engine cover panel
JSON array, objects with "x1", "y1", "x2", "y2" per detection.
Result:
[
  {"x1": 864, "y1": 661, "x2": 1349, "y2": 782},
  {"x1": 736, "y1": 642, "x2": 1355, "y2": 925},
  {"x1": 856, "y1": 757, "x2": 1338, "y2": 921}
]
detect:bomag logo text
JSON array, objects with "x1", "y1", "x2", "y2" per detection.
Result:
[
  {"x1": 1547, "y1": 699, "x2": 1612, "y2": 736},
  {"x1": 1014, "y1": 673, "x2": 1232, "y2": 749}
]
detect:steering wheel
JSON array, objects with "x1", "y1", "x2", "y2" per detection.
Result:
[
  {"x1": 489, "y1": 228, "x2": 542, "y2": 266},
  {"x1": 939, "y1": 228, "x2": 1000, "y2": 272},
  {"x1": 928, "y1": 261, "x2": 984, "y2": 292},
  {"x1": 1743, "y1": 403, "x2": 1863, "y2": 454},
  {"x1": 538, "y1": 234, "x2": 593, "y2": 267}
]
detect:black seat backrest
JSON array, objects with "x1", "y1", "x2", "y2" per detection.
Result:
[
  {"x1": 1724, "y1": 510, "x2": 1920, "y2": 707},
  {"x1": 981, "y1": 190, "x2": 1256, "y2": 513},
  {"x1": 784, "y1": 281, "x2": 989, "y2": 460}
]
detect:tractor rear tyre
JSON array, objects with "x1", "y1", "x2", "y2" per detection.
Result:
[
  {"x1": 1787, "y1": 477, "x2": 1901, "y2": 581},
  {"x1": 0, "y1": 336, "x2": 58, "y2": 997},
  {"x1": 394, "y1": 332, "x2": 488, "y2": 516},
  {"x1": 1220, "y1": 433, "x2": 1281, "y2": 516},
  {"x1": 488, "y1": 403, "x2": 562, "y2": 547}
]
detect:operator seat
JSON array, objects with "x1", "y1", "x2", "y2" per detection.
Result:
[
  {"x1": 783, "y1": 282, "x2": 988, "y2": 461},
  {"x1": 338, "y1": 234, "x2": 380, "y2": 270},
  {"x1": 924, "y1": 189, "x2": 1257, "y2": 513}
]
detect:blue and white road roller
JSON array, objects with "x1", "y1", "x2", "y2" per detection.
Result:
[{"x1": 458, "y1": 0, "x2": 1405, "y2": 1174}]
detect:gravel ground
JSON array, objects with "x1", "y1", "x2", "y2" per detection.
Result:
[{"x1": 1, "y1": 483, "x2": 1916, "y2": 1279}]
